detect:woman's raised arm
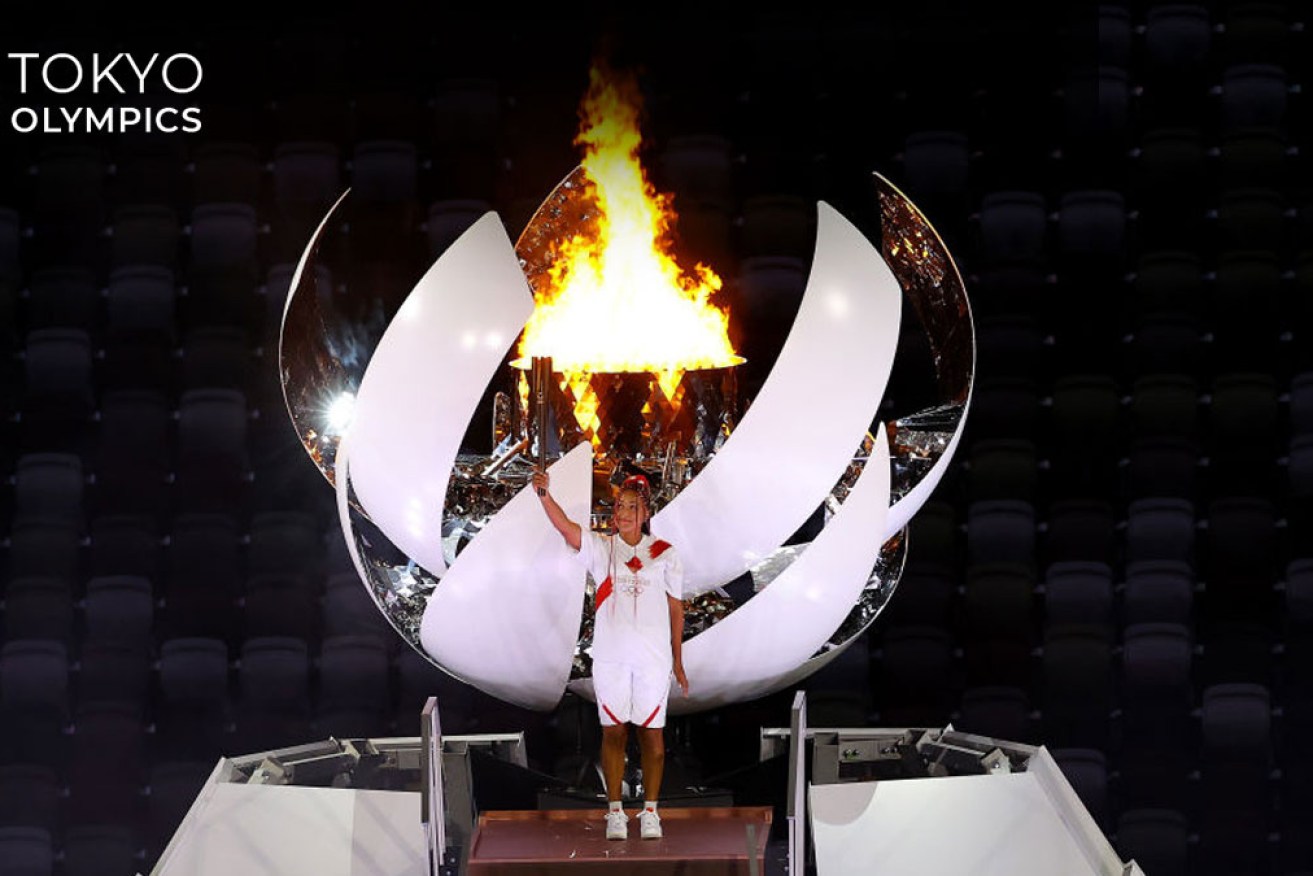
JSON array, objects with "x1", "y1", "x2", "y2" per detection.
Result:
[{"x1": 533, "y1": 469, "x2": 582, "y2": 551}]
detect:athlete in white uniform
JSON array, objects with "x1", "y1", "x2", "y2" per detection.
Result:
[{"x1": 533, "y1": 469, "x2": 688, "y2": 841}]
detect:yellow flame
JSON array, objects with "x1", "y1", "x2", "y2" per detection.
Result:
[
  {"x1": 563, "y1": 371, "x2": 600, "y2": 439},
  {"x1": 516, "y1": 62, "x2": 740, "y2": 379}
]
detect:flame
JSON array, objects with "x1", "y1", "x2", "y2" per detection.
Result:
[{"x1": 516, "y1": 62, "x2": 740, "y2": 393}]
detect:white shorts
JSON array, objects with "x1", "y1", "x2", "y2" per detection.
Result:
[{"x1": 592, "y1": 660, "x2": 670, "y2": 729}]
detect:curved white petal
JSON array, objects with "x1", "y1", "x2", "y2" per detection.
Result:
[
  {"x1": 663, "y1": 425, "x2": 891, "y2": 713},
  {"x1": 651, "y1": 202, "x2": 900, "y2": 595},
  {"x1": 348, "y1": 213, "x2": 534, "y2": 576},
  {"x1": 419, "y1": 443, "x2": 593, "y2": 710}
]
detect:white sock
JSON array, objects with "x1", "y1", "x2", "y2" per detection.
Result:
[
  {"x1": 644, "y1": 801, "x2": 658, "y2": 813},
  {"x1": 608, "y1": 801, "x2": 623, "y2": 813}
]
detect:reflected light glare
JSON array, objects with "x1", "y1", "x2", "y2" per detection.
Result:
[{"x1": 326, "y1": 392, "x2": 356, "y2": 434}]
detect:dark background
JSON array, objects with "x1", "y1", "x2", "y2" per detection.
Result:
[{"x1": 0, "y1": 4, "x2": 1307, "y2": 874}]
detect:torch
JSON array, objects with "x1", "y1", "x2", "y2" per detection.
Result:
[{"x1": 532, "y1": 356, "x2": 552, "y2": 494}]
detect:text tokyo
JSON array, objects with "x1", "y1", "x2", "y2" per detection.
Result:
[{"x1": 7, "y1": 53, "x2": 202, "y2": 94}]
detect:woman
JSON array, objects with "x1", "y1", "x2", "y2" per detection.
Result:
[{"x1": 532, "y1": 468, "x2": 689, "y2": 841}]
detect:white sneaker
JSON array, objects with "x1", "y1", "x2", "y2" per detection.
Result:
[
  {"x1": 605, "y1": 809, "x2": 628, "y2": 840},
  {"x1": 639, "y1": 808, "x2": 662, "y2": 839}
]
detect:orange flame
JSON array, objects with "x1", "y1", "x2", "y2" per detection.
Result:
[{"x1": 516, "y1": 62, "x2": 740, "y2": 386}]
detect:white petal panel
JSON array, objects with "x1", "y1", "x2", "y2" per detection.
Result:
[
  {"x1": 347, "y1": 213, "x2": 534, "y2": 576},
  {"x1": 651, "y1": 202, "x2": 900, "y2": 595},
  {"x1": 667, "y1": 426, "x2": 891, "y2": 713},
  {"x1": 419, "y1": 443, "x2": 593, "y2": 710}
]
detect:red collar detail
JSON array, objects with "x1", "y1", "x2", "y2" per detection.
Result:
[{"x1": 649, "y1": 539, "x2": 672, "y2": 559}]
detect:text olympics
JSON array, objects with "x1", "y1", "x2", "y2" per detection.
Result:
[{"x1": 6, "y1": 52, "x2": 203, "y2": 133}]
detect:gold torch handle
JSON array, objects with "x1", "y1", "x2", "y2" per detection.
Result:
[{"x1": 532, "y1": 356, "x2": 551, "y2": 494}]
